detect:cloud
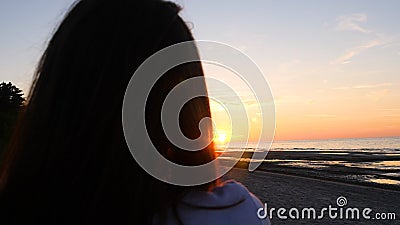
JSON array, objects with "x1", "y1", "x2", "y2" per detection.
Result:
[
  {"x1": 236, "y1": 45, "x2": 248, "y2": 52},
  {"x1": 366, "y1": 89, "x2": 391, "y2": 101},
  {"x1": 306, "y1": 114, "x2": 337, "y2": 118},
  {"x1": 376, "y1": 108, "x2": 400, "y2": 111},
  {"x1": 330, "y1": 40, "x2": 383, "y2": 65},
  {"x1": 333, "y1": 83, "x2": 393, "y2": 90},
  {"x1": 209, "y1": 102, "x2": 225, "y2": 112},
  {"x1": 382, "y1": 114, "x2": 400, "y2": 117},
  {"x1": 331, "y1": 13, "x2": 395, "y2": 65},
  {"x1": 276, "y1": 59, "x2": 301, "y2": 73},
  {"x1": 335, "y1": 13, "x2": 370, "y2": 33}
]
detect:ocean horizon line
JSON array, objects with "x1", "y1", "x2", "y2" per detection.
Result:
[{"x1": 230, "y1": 135, "x2": 400, "y2": 143}]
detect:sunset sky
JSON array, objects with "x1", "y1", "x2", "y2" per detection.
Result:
[{"x1": 0, "y1": 0, "x2": 399, "y2": 141}]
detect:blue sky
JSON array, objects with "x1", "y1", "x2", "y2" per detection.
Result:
[
  {"x1": 0, "y1": 0, "x2": 74, "y2": 91},
  {"x1": 1, "y1": 0, "x2": 399, "y2": 139}
]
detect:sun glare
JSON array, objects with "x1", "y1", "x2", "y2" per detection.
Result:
[{"x1": 213, "y1": 130, "x2": 230, "y2": 146}]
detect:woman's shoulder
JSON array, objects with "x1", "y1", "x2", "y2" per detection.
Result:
[
  {"x1": 154, "y1": 179, "x2": 271, "y2": 225},
  {"x1": 181, "y1": 179, "x2": 261, "y2": 209}
]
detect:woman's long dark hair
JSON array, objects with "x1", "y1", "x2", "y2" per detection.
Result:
[{"x1": 0, "y1": 0, "x2": 216, "y2": 224}]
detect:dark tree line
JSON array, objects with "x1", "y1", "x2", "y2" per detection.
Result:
[{"x1": 0, "y1": 82, "x2": 25, "y2": 157}]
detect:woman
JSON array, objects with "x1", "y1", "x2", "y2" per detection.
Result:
[{"x1": 0, "y1": 0, "x2": 270, "y2": 224}]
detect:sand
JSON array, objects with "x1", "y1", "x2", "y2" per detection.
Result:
[{"x1": 224, "y1": 168, "x2": 400, "y2": 225}]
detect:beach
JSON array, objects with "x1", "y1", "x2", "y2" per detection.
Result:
[
  {"x1": 225, "y1": 168, "x2": 400, "y2": 225},
  {"x1": 219, "y1": 137, "x2": 400, "y2": 192}
]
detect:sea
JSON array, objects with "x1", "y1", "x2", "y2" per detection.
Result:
[{"x1": 217, "y1": 137, "x2": 400, "y2": 190}]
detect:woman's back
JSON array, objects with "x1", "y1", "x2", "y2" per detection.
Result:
[
  {"x1": 153, "y1": 180, "x2": 270, "y2": 225},
  {"x1": 0, "y1": 1, "x2": 270, "y2": 224}
]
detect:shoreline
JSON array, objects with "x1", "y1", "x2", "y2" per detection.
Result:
[
  {"x1": 233, "y1": 161, "x2": 400, "y2": 191},
  {"x1": 224, "y1": 168, "x2": 400, "y2": 225},
  {"x1": 221, "y1": 146, "x2": 400, "y2": 191},
  {"x1": 231, "y1": 167, "x2": 400, "y2": 193}
]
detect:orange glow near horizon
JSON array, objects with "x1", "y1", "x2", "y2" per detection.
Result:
[
  {"x1": 206, "y1": 63, "x2": 400, "y2": 142},
  {"x1": 2, "y1": 0, "x2": 400, "y2": 143},
  {"x1": 210, "y1": 100, "x2": 400, "y2": 142},
  {"x1": 272, "y1": 90, "x2": 400, "y2": 141}
]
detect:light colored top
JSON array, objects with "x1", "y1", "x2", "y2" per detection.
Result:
[{"x1": 153, "y1": 180, "x2": 271, "y2": 225}]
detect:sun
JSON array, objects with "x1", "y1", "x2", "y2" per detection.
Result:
[
  {"x1": 217, "y1": 133, "x2": 227, "y2": 144},
  {"x1": 213, "y1": 130, "x2": 230, "y2": 146}
]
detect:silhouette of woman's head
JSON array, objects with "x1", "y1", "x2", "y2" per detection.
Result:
[{"x1": 0, "y1": 0, "x2": 216, "y2": 224}]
